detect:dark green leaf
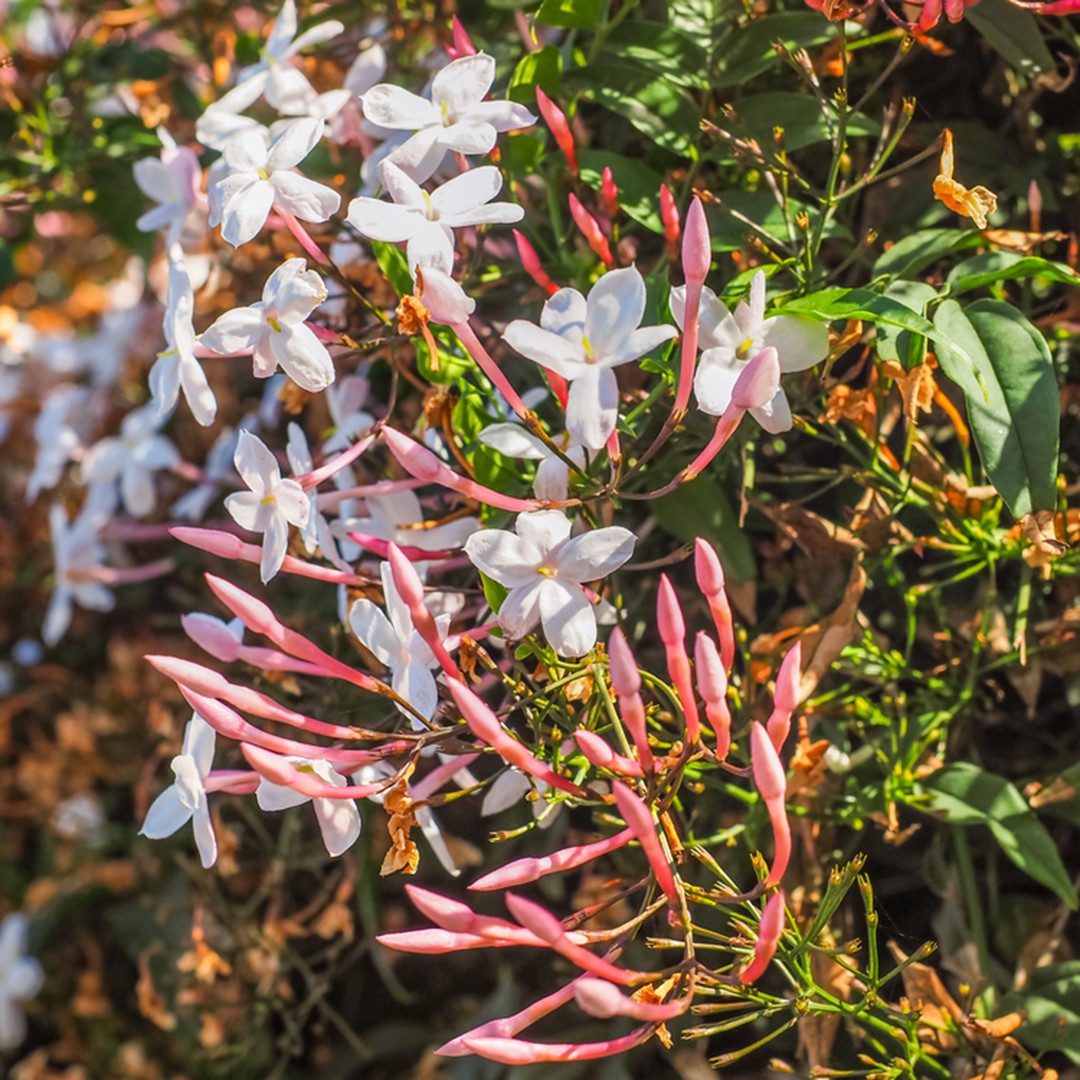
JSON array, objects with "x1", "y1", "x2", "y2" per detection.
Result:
[
  {"x1": 370, "y1": 239, "x2": 412, "y2": 297},
  {"x1": 1000, "y1": 962, "x2": 1080, "y2": 1062},
  {"x1": 508, "y1": 45, "x2": 562, "y2": 103},
  {"x1": 713, "y1": 13, "x2": 838, "y2": 88},
  {"x1": 601, "y1": 21, "x2": 708, "y2": 88},
  {"x1": 921, "y1": 761, "x2": 1077, "y2": 909},
  {"x1": 946, "y1": 252, "x2": 1080, "y2": 295},
  {"x1": 933, "y1": 299, "x2": 1059, "y2": 518},
  {"x1": 965, "y1": 0, "x2": 1056, "y2": 80},
  {"x1": 709, "y1": 190, "x2": 850, "y2": 252},
  {"x1": 731, "y1": 92, "x2": 880, "y2": 153},
  {"x1": 872, "y1": 228, "x2": 981, "y2": 281},
  {"x1": 579, "y1": 149, "x2": 664, "y2": 233},
  {"x1": 874, "y1": 281, "x2": 938, "y2": 367},
  {"x1": 535, "y1": 0, "x2": 604, "y2": 29}
]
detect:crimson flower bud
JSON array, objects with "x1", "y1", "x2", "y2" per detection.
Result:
[
  {"x1": 660, "y1": 183, "x2": 680, "y2": 259},
  {"x1": 601, "y1": 166, "x2": 619, "y2": 218},
  {"x1": 535, "y1": 86, "x2": 578, "y2": 177},
  {"x1": 568, "y1": 192, "x2": 614, "y2": 268}
]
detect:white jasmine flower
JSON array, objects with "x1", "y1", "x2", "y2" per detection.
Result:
[
  {"x1": 133, "y1": 128, "x2": 205, "y2": 245},
  {"x1": 225, "y1": 430, "x2": 310, "y2": 583},
  {"x1": 464, "y1": 510, "x2": 635, "y2": 657},
  {"x1": 209, "y1": 118, "x2": 340, "y2": 247},
  {"x1": 43, "y1": 504, "x2": 114, "y2": 647},
  {"x1": 0, "y1": 913, "x2": 44, "y2": 1050},
  {"x1": 256, "y1": 758, "x2": 361, "y2": 857},
  {"x1": 346, "y1": 161, "x2": 523, "y2": 275},
  {"x1": 172, "y1": 426, "x2": 241, "y2": 521},
  {"x1": 670, "y1": 270, "x2": 829, "y2": 431},
  {"x1": 478, "y1": 424, "x2": 583, "y2": 501},
  {"x1": 139, "y1": 714, "x2": 218, "y2": 869},
  {"x1": 26, "y1": 385, "x2": 87, "y2": 502},
  {"x1": 149, "y1": 260, "x2": 218, "y2": 427},
  {"x1": 52, "y1": 793, "x2": 107, "y2": 845},
  {"x1": 361, "y1": 53, "x2": 536, "y2": 183},
  {"x1": 322, "y1": 374, "x2": 374, "y2": 454},
  {"x1": 503, "y1": 267, "x2": 677, "y2": 450},
  {"x1": 348, "y1": 562, "x2": 451, "y2": 723},
  {"x1": 212, "y1": 0, "x2": 344, "y2": 116},
  {"x1": 81, "y1": 405, "x2": 179, "y2": 518},
  {"x1": 200, "y1": 258, "x2": 335, "y2": 392}
]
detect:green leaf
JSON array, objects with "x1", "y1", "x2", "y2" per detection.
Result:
[
  {"x1": 653, "y1": 479, "x2": 755, "y2": 583},
  {"x1": 730, "y1": 92, "x2": 880, "y2": 153},
  {"x1": 874, "y1": 281, "x2": 938, "y2": 367},
  {"x1": 535, "y1": 0, "x2": 603, "y2": 29},
  {"x1": 508, "y1": 45, "x2": 562, "y2": 103},
  {"x1": 566, "y1": 64, "x2": 699, "y2": 157},
  {"x1": 601, "y1": 21, "x2": 708, "y2": 88},
  {"x1": 712, "y1": 13, "x2": 839, "y2": 88},
  {"x1": 579, "y1": 149, "x2": 664, "y2": 233},
  {"x1": 708, "y1": 190, "x2": 850, "y2": 252},
  {"x1": 946, "y1": 251, "x2": 1080, "y2": 295},
  {"x1": 965, "y1": 0, "x2": 1056, "y2": 80},
  {"x1": 920, "y1": 761, "x2": 1078, "y2": 909},
  {"x1": 478, "y1": 570, "x2": 509, "y2": 615},
  {"x1": 933, "y1": 299, "x2": 1059, "y2": 518},
  {"x1": 1000, "y1": 962, "x2": 1080, "y2": 1062},
  {"x1": 370, "y1": 239, "x2": 412, "y2": 297},
  {"x1": 872, "y1": 228, "x2": 981, "y2": 281},
  {"x1": 667, "y1": 0, "x2": 717, "y2": 39}
]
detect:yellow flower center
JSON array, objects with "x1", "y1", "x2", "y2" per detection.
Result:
[
  {"x1": 537, "y1": 564, "x2": 557, "y2": 578},
  {"x1": 582, "y1": 335, "x2": 595, "y2": 363},
  {"x1": 736, "y1": 337, "x2": 755, "y2": 360}
]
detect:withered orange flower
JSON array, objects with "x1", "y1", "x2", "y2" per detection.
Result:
[{"x1": 933, "y1": 129, "x2": 998, "y2": 229}]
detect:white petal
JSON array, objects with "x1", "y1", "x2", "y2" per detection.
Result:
[
  {"x1": 760, "y1": 315, "x2": 830, "y2": 373},
  {"x1": 0, "y1": 996, "x2": 27, "y2": 1049},
  {"x1": 380, "y1": 160, "x2": 427, "y2": 208},
  {"x1": 271, "y1": 171, "x2": 341, "y2": 223},
  {"x1": 439, "y1": 122, "x2": 496, "y2": 156},
  {"x1": 750, "y1": 387, "x2": 794, "y2": 434},
  {"x1": 565, "y1": 366, "x2": 618, "y2": 451},
  {"x1": 497, "y1": 580, "x2": 543, "y2": 639},
  {"x1": 122, "y1": 465, "x2": 156, "y2": 518},
  {"x1": 234, "y1": 430, "x2": 280, "y2": 493},
  {"x1": 192, "y1": 802, "x2": 218, "y2": 868},
  {"x1": 600, "y1": 324, "x2": 677, "y2": 370},
  {"x1": 693, "y1": 348, "x2": 741, "y2": 416},
  {"x1": 42, "y1": 588, "x2": 73, "y2": 647},
  {"x1": 273, "y1": 322, "x2": 335, "y2": 392},
  {"x1": 465, "y1": 99, "x2": 537, "y2": 131},
  {"x1": 430, "y1": 166, "x2": 502, "y2": 217},
  {"x1": 140, "y1": 785, "x2": 192, "y2": 838},
  {"x1": 184, "y1": 714, "x2": 217, "y2": 777},
  {"x1": 585, "y1": 267, "x2": 646, "y2": 359},
  {"x1": 556, "y1": 526, "x2": 635, "y2": 583},
  {"x1": 477, "y1": 423, "x2": 547, "y2": 461},
  {"x1": 274, "y1": 477, "x2": 310, "y2": 527},
  {"x1": 261, "y1": 511, "x2": 290, "y2": 582},
  {"x1": 148, "y1": 353, "x2": 180, "y2": 417},
  {"x1": 481, "y1": 769, "x2": 531, "y2": 816},
  {"x1": 384, "y1": 127, "x2": 447, "y2": 184},
  {"x1": 502, "y1": 320, "x2": 587, "y2": 380},
  {"x1": 360, "y1": 85, "x2": 439, "y2": 130},
  {"x1": 405, "y1": 223, "x2": 454, "y2": 276},
  {"x1": 515, "y1": 509, "x2": 571, "y2": 553},
  {"x1": 201, "y1": 306, "x2": 266, "y2": 354},
  {"x1": 533, "y1": 456, "x2": 569, "y2": 502},
  {"x1": 257, "y1": 778, "x2": 311, "y2": 811},
  {"x1": 6, "y1": 957, "x2": 43, "y2": 1001},
  {"x1": 313, "y1": 796, "x2": 362, "y2": 856},
  {"x1": 432, "y1": 53, "x2": 495, "y2": 115},
  {"x1": 225, "y1": 490, "x2": 265, "y2": 532},
  {"x1": 394, "y1": 657, "x2": 439, "y2": 721},
  {"x1": 221, "y1": 179, "x2": 274, "y2": 246},
  {"x1": 348, "y1": 600, "x2": 399, "y2": 667},
  {"x1": 540, "y1": 287, "x2": 587, "y2": 342},
  {"x1": 223, "y1": 128, "x2": 270, "y2": 172},
  {"x1": 286, "y1": 19, "x2": 345, "y2": 57},
  {"x1": 266, "y1": 117, "x2": 324, "y2": 170},
  {"x1": 179, "y1": 355, "x2": 218, "y2": 427},
  {"x1": 464, "y1": 529, "x2": 542, "y2": 587},
  {"x1": 539, "y1": 578, "x2": 596, "y2": 658}
]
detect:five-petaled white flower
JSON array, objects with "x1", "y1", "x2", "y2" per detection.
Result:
[
  {"x1": 361, "y1": 53, "x2": 536, "y2": 183},
  {"x1": 225, "y1": 430, "x2": 310, "y2": 583},
  {"x1": 26, "y1": 385, "x2": 87, "y2": 502},
  {"x1": 211, "y1": 0, "x2": 344, "y2": 116},
  {"x1": 256, "y1": 758, "x2": 361, "y2": 857},
  {"x1": 0, "y1": 913, "x2": 44, "y2": 1050},
  {"x1": 671, "y1": 270, "x2": 828, "y2": 432},
  {"x1": 201, "y1": 258, "x2": 335, "y2": 392},
  {"x1": 149, "y1": 259, "x2": 218, "y2": 427},
  {"x1": 43, "y1": 503, "x2": 114, "y2": 647},
  {"x1": 478, "y1": 423, "x2": 583, "y2": 502},
  {"x1": 349, "y1": 561, "x2": 451, "y2": 723},
  {"x1": 139, "y1": 713, "x2": 218, "y2": 869},
  {"x1": 465, "y1": 510, "x2": 635, "y2": 658},
  {"x1": 81, "y1": 404, "x2": 179, "y2": 518},
  {"x1": 133, "y1": 128, "x2": 205, "y2": 246},
  {"x1": 347, "y1": 161, "x2": 523, "y2": 276},
  {"x1": 209, "y1": 118, "x2": 341, "y2": 247},
  {"x1": 503, "y1": 267, "x2": 677, "y2": 451}
]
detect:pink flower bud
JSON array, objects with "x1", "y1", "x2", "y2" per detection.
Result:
[
  {"x1": 387, "y1": 542, "x2": 462, "y2": 681},
  {"x1": 573, "y1": 729, "x2": 643, "y2": 777},
  {"x1": 660, "y1": 183, "x2": 680, "y2": 259},
  {"x1": 573, "y1": 978, "x2": 688, "y2": 1021},
  {"x1": 767, "y1": 640, "x2": 802, "y2": 752},
  {"x1": 694, "y1": 632, "x2": 731, "y2": 758},
  {"x1": 601, "y1": 167, "x2": 619, "y2": 219},
  {"x1": 448, "y1": 15, "x2": 477, "y2": 58},
  {"x1": 463, "y1": 1028, "x2": 654, "y2": 1065},
  {"x1": 750, "y1": 722, "x2": 790, "y2": 887},
  {"x1": 536, "y1": 87, "x2": 578, "y2": 177},
  {"x1": 419, "y1": 266, "x2": 476, "y2": 326},
  {"x1": 656, "y1": 574, "x2": 686, "y2": 646},
  {"x1": 240, "y1": 743, "x2": 385, "y2": 799},
  {"x1": 694, "y1": 539, "x2": 736, "y2": 672},
  {"x1": 739, "y1": 889, "x2": 786, "y2": 985},
  {"x1": 568, "y1": 192, "x2": 614, "y2": 268},
  {"x1": 378, "y1": 928, "x2": 497, "y2": 954},
  {"x1": 469, "y1": 828, "x2": 633, "y2": 892},
  {"x1": 681, "y1": 195, "x2": 710, "y2": 284},
  {"x1": 731, "y1": 346, "x2": 781, "y2": 410},
  {"x1": 658, "y1": 574, "x2": 700, "y2": 742},
  {"x1": 606, "y1": 629, "x2": 653, "y2": 772},
  {"x1": 512, "y1": 228, "x2": 560, "y2": 297},
  {"x1": 612, "y1": 782, "x2": 679, "y2": 907}
]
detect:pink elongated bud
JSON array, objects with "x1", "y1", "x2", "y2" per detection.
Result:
[
  {"x1": 513, "y1": 229, "x2": 560, "y2": 298},
  {"x1": 606, "y1": 628, "x2": 654, "y2": 773},
  {"x1": 382, "y1": 426, "x2": 544, "y2": 513},
  {"x1": 739, "y1": 889, "x2": 786, "y2": 985},
  {"x1": 470, "y1": 828, "x2": 633, "y2": 892},
  {"x1": 203, "y1": 770, "x2": 260, "y2": 795},
  {"x1": 419, "y1": 266, "x2": 476, "y2": 327},
  {"x1": 377, "y1": 928, "x2": 511, "y2": 954},
  {"x1": 660, "y1": 183, "x2": 680, "y2": 259},
  {"x1": 182, "y1": 612, "x2": 318, "y2": 675},
  {"x1": 681, "y1": 195, "x2": 710, "y2": 285},
  {"x1": 694, "y1": 632, "x2": 731, "y2": 758},
  {"x1": 448, "y1": 681, "x2": 587, "y2": 798},
  {"x1": 750, "y1": 722, "x2": 790, "y2": 887},
  {"x1": 204, "y1": 575, "x2": 390, "y2": 698},
  {"x1": 536, "y1": 87, "x2": 578, "y2": 178},
  {"x1": 454, "y1": 319, "x2": 541, "y2": 425},
  {"x1": 387, "y1": 542, "x2": 462, "y2": 680},
  {"x1": 611, "y1": 782, "x2": 679, "y2": 907},
  {"x1": 568, "y1": 193, "x2": 614, "y2": 268},
  {"x1": 731, "y1": 346, "x2": 781, "y2": 410},
  {"x1": 463, "y1": 1027, "x2": 653, "y2": 1065},
  {"x1": 296, "y1": 428, "x2": 379, "y2": 490},
  {"x1": 240, "y1": 743, "x2": 387, "y2": 800},
  {"x1": 504, "y1": 893, "x2": 637, "y2": 986},
  {"x1": 601, "y1": 167, "x2": 619, "y2": 219},
  {"x1": 437, "y1": 976, "x2": 584, "y2": 1056},
  {"x1": 694, "y1": 539, "x2": 735, "y2": 673},
  {"x1": 767, "y1": 640, "x2": 802, "y2": 752},
  {"x1": 346, "y1": 530, "x2": 458, "y2": 563},
  {"x1": 573, "y1": 729, "x2": 644, "y2": 777},
  {"x1": 573, "y1": 978, "x2": 688, "y2": 1022},
  {"x1": 447, "y1": 15, "x2": 477, "y2": 58},
  {"x1": 146, "y1": 655, "x2": 362, "y2": 740},
  {"x1": 171, "y1": 527, "x2": 369, "y2": 586},
  {"x1": 658, "y1": 575, "x2": 700, "y2": 744}
]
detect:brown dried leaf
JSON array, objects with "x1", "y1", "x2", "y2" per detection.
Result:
[
  {"x1": 136, "y1": 952, "x2": 177, "y2": 1032},
  {"x1": 881, "y1": 359, "x2": 937, "y2": 423},
  {"x1": 1020, "y1": 510, "x2": 1068, "y2": 558},
  {"x1": 797, "y1": 560, "x2": 867, "y2": 702},
  {"x1": 887, "y1": 941, "x2": 962, "y2": 1050}
]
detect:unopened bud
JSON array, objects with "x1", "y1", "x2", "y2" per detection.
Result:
[
  {"x1": 536, "y1": 87, "x2": 578, "y2": 178},
  {"x1": 681, "y1": 195, "x2": 710, "y2": 284},
  {"x1": 568, "y1": 193, "x2": 614, "y2": 267},
  {"x1": 731, "y1": 346, "x2": 780, "y2": 410},
  {"x1": 512, "y1": 229, "x2": 559, "y2": 296},
  {"x1": 660, "y1": 183, "x2": 680, "y2": 259},
  {"x1": 601, "y1": 166, "x2": 619, "y2": 218}
]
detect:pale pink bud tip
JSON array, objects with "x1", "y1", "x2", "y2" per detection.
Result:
[
  {"x1": 740, "y1": 889, "x2": 786, "y2": 985},
  {"x1": 774, "y1": 641, "x2": 803, "y2": 714},
  {"x1": 750, "y1": 722, "x2": 786, "y2": 802},
  {"x1": 682, "y1": 196, "x2": 711, "y2": 283},
  {"x1": 731, "y1": 346, "x2": 781, "y2": 410},
  {"x1": 574, "y1": 978, "x2": 687, "y2": 1021},
  {"x1": 600, "y1": 167, "x2": 619, "y2": 218},
  {"x1": 657, "y1": 574, "x2": 686, "y2": 646},
  {"x1": 694, "y1": 538, "x2": 726, "y2": 596},
  {"x1": 386, "y1": 542, "x2": 426, "y2": 611},
  {"x1": 607, "y1": 627, "x2": 641, "y2": 696}
]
